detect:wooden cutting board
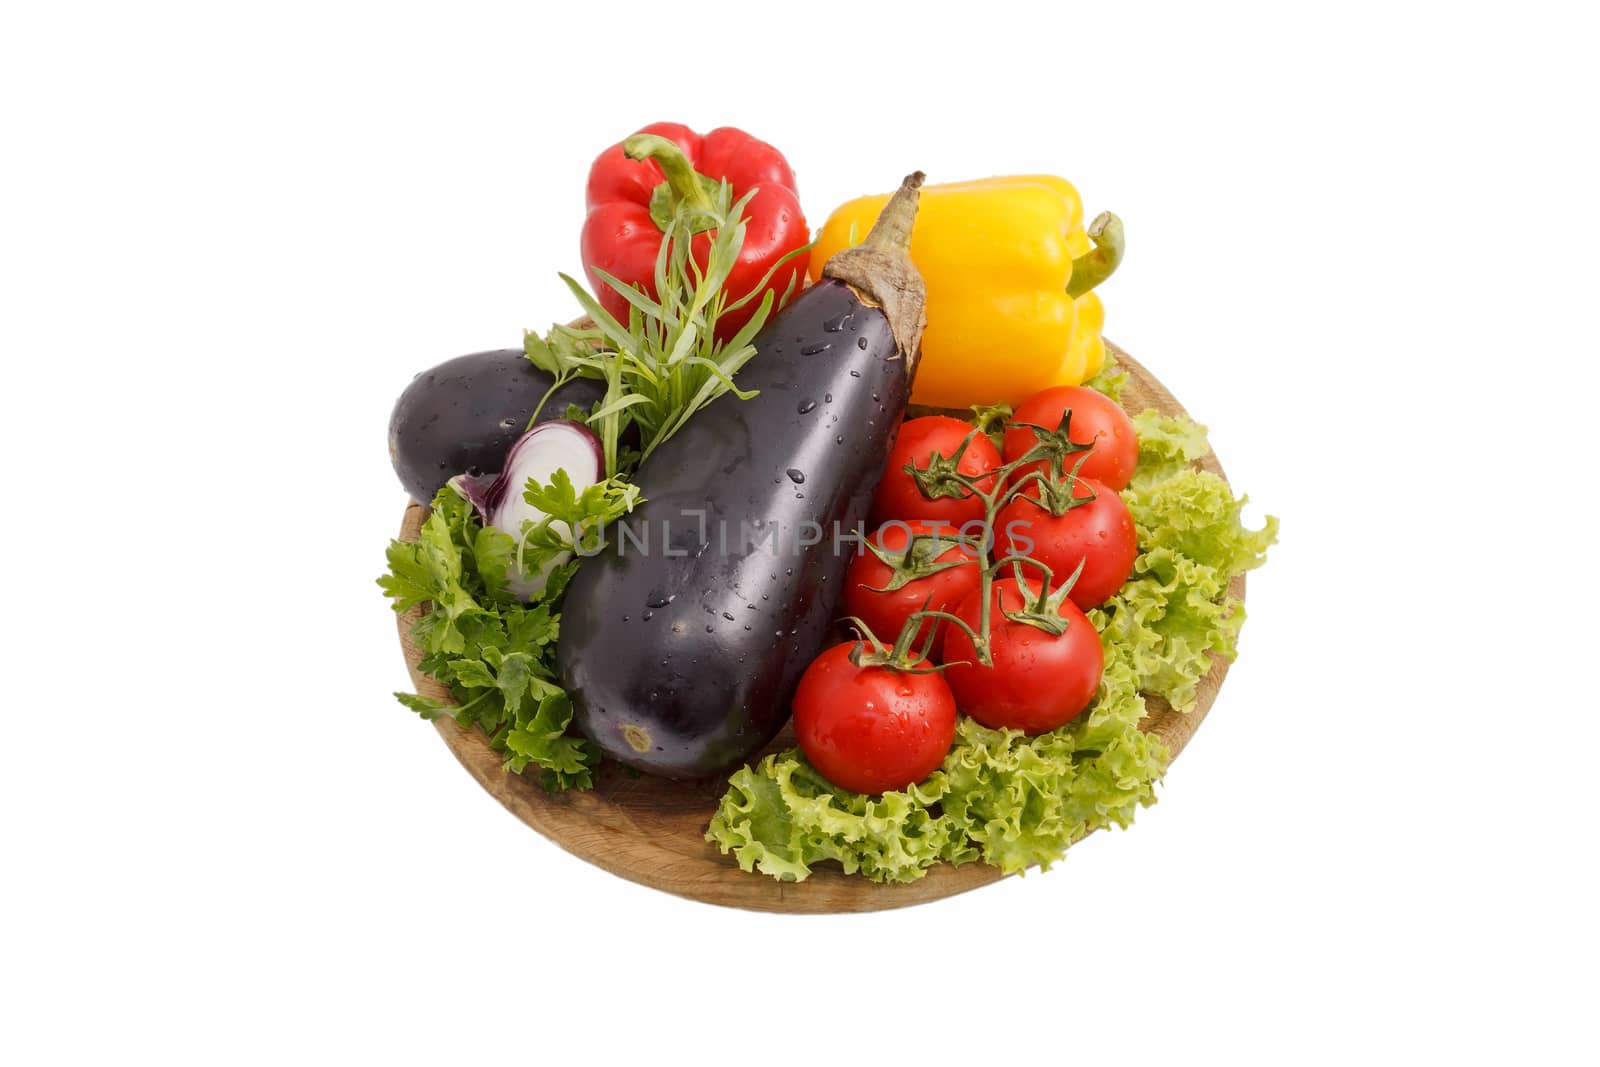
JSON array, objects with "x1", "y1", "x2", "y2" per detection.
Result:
[{"x1": 395, "y1": 342, "x2": 1245, "y2": 913}]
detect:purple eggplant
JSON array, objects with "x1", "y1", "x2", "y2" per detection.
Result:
[
  {"x1": 388, "y1": 348, "x2": 606, "y2": 504},
  {"x1": 557, "y1": 173, "x2": 928, "y2": 779}
]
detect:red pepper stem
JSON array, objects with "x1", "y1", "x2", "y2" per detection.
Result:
[
  {"x1": 623, "y1": 134, "x2": 715, "y2": 213},
  {"x1": 1066, "y1": 211, "x2": 1125, "y2": 298}
]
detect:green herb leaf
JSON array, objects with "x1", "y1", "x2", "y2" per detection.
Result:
[
  {"x1": 394, "y1": 692, "x2": 448, "y2": 719},
  {"x1": 523, "y1": 183, "x2": 801, "y2": 478},
  {"x1": 377, "y1": 486, "x2": 619, "y2": 791}
]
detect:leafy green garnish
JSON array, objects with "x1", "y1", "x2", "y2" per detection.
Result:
[
  {"x1": 706, "y1": 405, "x2": 1277, "y2": 881},
  {"x1": 380, "y1": 480, "x2": 643, "y2": 791},
  {"x1": 1082, "y1": 346, "x2": 1128, "y2": 402},
  {"x1": 525, "y1": 183, "x2": 805, "y2": 478},
  {"x1": 508, "y1": 469, "x2": 640, "y2": 592}
]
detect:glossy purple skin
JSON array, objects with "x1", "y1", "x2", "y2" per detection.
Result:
[
  {"x1": 557, "y1": 280, "x2": 912, "y2": 779},
  {"x1": 388, "y1": 348, "x2": 606, "y2": 504}
]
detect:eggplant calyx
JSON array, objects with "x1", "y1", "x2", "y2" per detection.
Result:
[{"x1": 821, "y1": 171, "x2": 929, "y2": 365}]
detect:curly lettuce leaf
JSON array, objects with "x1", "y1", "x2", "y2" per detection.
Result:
[
  {"x1": 1083, "y1": 346, "x2": 1127, "y2": 402},
  {"x1": 707, "y1": 407, "x2": 1277, "y2": 882},
  {"x1": 707, "y1": 756, "x2": 970, "y2": 884}
]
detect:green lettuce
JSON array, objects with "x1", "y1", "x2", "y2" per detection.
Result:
[{"x1": 706, "y1": 404, "x2": 1277, "y2": 882}]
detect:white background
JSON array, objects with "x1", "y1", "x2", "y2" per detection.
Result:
[{"x1": 3, "y1": 2, "x2": 1596, "y2": 1063}]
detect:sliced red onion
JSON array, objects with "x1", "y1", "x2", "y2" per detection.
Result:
[{"x1": 450, "y1": 420, "x2": 605, "y2": 600}]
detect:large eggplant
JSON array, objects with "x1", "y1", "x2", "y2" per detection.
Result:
[
  {"x1": 558, "y1": 173, "x2": 928, "y2": 778},
  {"x1": 388, "y1": 348, "x2": 606, "y2": 504}
]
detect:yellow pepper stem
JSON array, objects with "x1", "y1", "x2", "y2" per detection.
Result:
[{"x1": 1066, "y1": 211, "x2": 1125, "y2": 298}]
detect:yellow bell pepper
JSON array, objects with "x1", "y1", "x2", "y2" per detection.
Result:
[{"x1": 809, "y1": 175, "x2": 1123, "y2": 408}]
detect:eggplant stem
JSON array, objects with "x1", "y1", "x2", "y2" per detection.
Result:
[
  {"x1": 860, "y1": 171, "x2": 925, "y2": 255},
  {"x1": 819, "y1": 171, "x2": 928, "y2": 364}
]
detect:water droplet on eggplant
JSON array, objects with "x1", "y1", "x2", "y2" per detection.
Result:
[
  {"x1": 857, "y1": 336, "x2": 869, "y2": 349},
  {"x1": 802, "y1": 341, "x2": 831, "y2": 356},
  {"x1": 786, "y1": 468, "x2": 805, "y2": 484},
  {"x1": 797, "y1": 399, "x2": 817, "y2": 414}
]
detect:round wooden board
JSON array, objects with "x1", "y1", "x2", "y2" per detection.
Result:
[{"x1": 396, "y1": 341, "x2": 1245, "y2": 913}]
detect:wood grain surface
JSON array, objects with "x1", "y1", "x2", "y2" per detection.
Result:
[{"x1": 395, "y1": 341, "x2": 1245, "y2": 913}]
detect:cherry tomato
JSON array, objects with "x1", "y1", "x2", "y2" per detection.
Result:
[
  {"x1": 940, "y1": 578, "x2": 1104, "y2": 734},
  {"x1": 843, "y1": 522, "x2": 981, "y2": 646},
  {"x1": 793, "y1": 643, "x2": 958, "y2": 795},
  {"x1": 874, "y1": 416, "x2": 1002, "y2": 526},
  {"x1": 996, "y1": 476, "x2": 1138, "y2": 610},
  {"x1": 1003, "y1": 386, "x2": 1139, "y2": 491}
]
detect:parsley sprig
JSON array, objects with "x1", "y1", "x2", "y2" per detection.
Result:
[{"x1": 380, "y1": 478, "x2": 634, "y2": 790}]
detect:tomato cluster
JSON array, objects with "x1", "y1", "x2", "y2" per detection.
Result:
[{"x1": 792, "y1": 386, "x2": 1142, "y2": 795}]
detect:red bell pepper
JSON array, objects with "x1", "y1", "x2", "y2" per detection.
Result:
[{"x1": 581, "y1": 122, "x2": 809, "y2": 342}]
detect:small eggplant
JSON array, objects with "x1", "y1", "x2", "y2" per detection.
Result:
[
  {"x1": 454, "y1": 421, "x2": 604, "y2": 601},
  {"x1": 389, "y1": 348, "x2": 606, "y2": 504},
  {"x1": 558, "y1": 173, "x2": 928, "y2": 778}
]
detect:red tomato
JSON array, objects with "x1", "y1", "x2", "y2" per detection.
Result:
[
  {"x1": 874, "y1": 416, "x2": 1002, "y2": 526},
  {"x1": 1003, "y1": 386, "x2": 1139, "y2": 491},
  {"x1": 940, "y1": 578, "x2": 1104, "y2": 734},
  {"x1": 842, "y1": 522, "x2": 981, "y2": 646},
  {"x1": 996, "y1": 477, "x2": 1138, "y2": 610},
  {"x1": 793, "y1": 643, "x2": 958, "y2": 795}
]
